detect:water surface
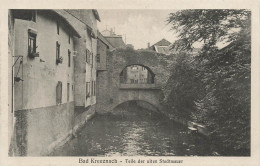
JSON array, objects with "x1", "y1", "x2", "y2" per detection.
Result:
[{"x1": 51, "y1": 104, "x2": 214, "y2": 156}]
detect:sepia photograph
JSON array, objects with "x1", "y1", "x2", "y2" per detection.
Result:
[{"x1": 7, "y1": 8, "x2": 251, "y2": 157}]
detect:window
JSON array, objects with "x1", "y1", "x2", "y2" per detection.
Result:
[
  {"x1": 132, "y1": 66, "x2": 138, "y2": 70},
  {"x1": 96, "y1": 54, "x2": 100, "y2": 63},
  {"x1": 91, "y1": 81, "x2": 94, "y2": 96},
  {"x1": 91, "y1": 53, "x2": 93, "y2": 68},
  {"x1": 68, "y1": 49, "x2": 71, "y2": 67},
  {"x1": 56, "y1": 42, "x2": 61, "y2": 64},
  {"x1": 86, "y1": 82, "x2": 90, "y2": 98},
  {"x1": 31, "y1": 11, "x2": 36, "y2": 22},
  {"x1": 86, "y1": 49, "x2": 91, "y2": 63},
  {"x1": 72, "y1": 85, "x2": 74, "y2": 91},
  {"x1": 68, "y1": 34, "x2": 70, "y2": 44},
  {"x1": 56, "y1": 81, "x2": 62, "y2": 105},
  {"x1": 57, "y1": 21, "x2": 59, "y2": 35},
  {"x1": 94, "y1": 81, "x2": 96, "y2": 96},
  {"x1": 28, "y1": 30, "x2": 37, "y2": 57},
  {"x1": 67, "y1": 83, "x2": 70, "y2": 102}
]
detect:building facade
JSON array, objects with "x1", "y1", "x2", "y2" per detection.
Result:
[
  {"x1": 119, "y1": 65, "x2": 154, "y2": 84},
  {"x1": 9, "y1": 9, "x2": 100, "y2": 156},
  {"x1": 126, "y1": 65, "x2": 148, "y2": 84},
  {"x1": 66, "y1": 10, "x2": 100, "y2": 109}
]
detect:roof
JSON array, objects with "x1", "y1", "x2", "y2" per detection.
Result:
[
  {"x1": 152, "y1": 38, "x2": 171, "y2": 47},
  {"x1": 101, "y1": 29, "x2": 112, "y2": 36},
  {"x1": 92, "y1": 9, "x2": 100, "y2": 22},
  {"x1": 52, "y1": 10, "x2": 81, "y2": 38},
  {"x1": 154, "y1": 45, "x2": 171, "y2": 55},
  {"x1": 153, "y1": 44, "x2": 200, "y2": 55},
  {"x1": 104, "y1": 36, "x2": 126, "y2": 48},
  {"x1": 97, "y1": 31, "x2": 113, "y2": 49},
  {"x1": 12, "y1": 10, "x2": 81, "y2": 38},
  {"x1": 64, "y1": 10, "x2": 93, "y2": 31}
]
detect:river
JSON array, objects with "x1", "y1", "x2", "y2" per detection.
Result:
[{"x1": 51, "y1": 103, "x2": 216, "y2": 156}]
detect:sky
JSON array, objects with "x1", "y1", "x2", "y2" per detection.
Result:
[{"x1": 97, "y1": 9, "x2": 178, "y2": 49}]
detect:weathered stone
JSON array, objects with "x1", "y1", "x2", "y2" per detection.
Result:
[{"x1": 96, "y1": 48, "x2": 173, "y2": 114}]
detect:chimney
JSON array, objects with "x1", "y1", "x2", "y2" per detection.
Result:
[{"x1": 147, "y1": 42, "x2": 150, "y2": 48}]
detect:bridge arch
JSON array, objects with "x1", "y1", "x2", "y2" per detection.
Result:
[
  {"x1": 111, "y1": 100, "x2": 160, "y2": 113},
  {"x1": 120, "y1": 64, "x2": 155, "y2": 76},
  {"x1": 96, "y1": 49, "x2": 172, "y2": 114}
]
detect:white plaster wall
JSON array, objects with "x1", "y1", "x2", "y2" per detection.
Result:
[{"x1": 14, "y1": 11, "x2": 76, "y2": 110}]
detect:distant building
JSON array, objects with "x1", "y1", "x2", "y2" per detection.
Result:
[
  {"x1": 126, "y1": 65, "x2": 148, "y2": 84},
  {"x1": 148, "y1": 38, "x2": 172, "y2": 55},
  {"x1": 101, "y1": 28, "x2": 126, "y2": 48},
  {"x1": 97, "y1": 30, "x2": 113, "y2": 71},
  {"x1": 119, "y1": 65, "x2": 154, "y2": 84},
  {"x1": 148, "y1": 38, "x2": 200, "y2": 55},
  {"x1": 95, "y1": 31, "x2": 113, "y2": 108}
]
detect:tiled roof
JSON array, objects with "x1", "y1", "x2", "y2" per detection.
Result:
[
  {"x1": 51, "y1": 10, "x2": 81, "y2": 38},
  {"x1": 104, "y1": 36, "x2": 126, "y2": 48},
  {"x1": 152, "y1": 38, "x2": 171, "y2": 47},
  {"x1": 97, "y1": 31, "x2": 114, "y2": 49}
]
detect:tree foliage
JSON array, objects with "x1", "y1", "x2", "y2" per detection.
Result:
[
  {"x1": 163, "y1": 53, "x2": 204, "y2": 118},
  {"x1": 166, "y1": 9, "x2": 251, "y2": 155},
  {"x1": 168, "y1": 9, "x2": 250, "y2": 51}
]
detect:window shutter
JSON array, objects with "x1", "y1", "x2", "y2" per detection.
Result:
[{"x1": 56, "y1": 81, "x2": 62, "y2": 105}]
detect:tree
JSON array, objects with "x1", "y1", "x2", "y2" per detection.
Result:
[
  {"x1": 167, "y1": 9, "x2": 250, "y2": 52},
  {"x1": 167, "y1": 10, "x2": 251, "y2": 155},
  {"x1": 163, "y1": 53, "x2": 204, "y2": 119}
]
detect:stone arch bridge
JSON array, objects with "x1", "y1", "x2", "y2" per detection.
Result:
[{"x1": 96, "y1": 48, "x2": 173, "y2": 113}]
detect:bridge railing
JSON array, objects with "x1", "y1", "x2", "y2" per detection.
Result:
[{"x1": 119, "y1": 83, "x2": 160, "y2": 89}]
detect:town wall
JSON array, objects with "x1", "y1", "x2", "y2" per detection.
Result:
[{"x1": 96, "y1": 48, "x2": 173, "y2": 114}]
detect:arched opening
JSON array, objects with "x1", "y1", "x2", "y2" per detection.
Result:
[
  {"x1": 112, "y1": 100, "x2": 160, "y2": 114},
  {"x1": 119, "y1": 65, "x2": 155, "y2": 84}
]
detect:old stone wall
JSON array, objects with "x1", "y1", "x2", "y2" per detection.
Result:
[
  {"x1": 96, "y1": 48, "x2": 173, "y2": 114},
  {"x1": 14, "y1": 102, "x2": 74, "y2": 156}
]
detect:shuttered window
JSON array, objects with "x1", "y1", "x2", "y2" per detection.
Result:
[
  {"x1": 86, "y1": 82, "x2": 90, "y2": 99},
  {"x1": 96, "y1": 54, "x2": 100, "y2": 63},
  {"x1": 56, "y1": 81, "x2": 62, "y2": 105},
  {"x1": 86, "y1": 49, "x2": 91, "y2": 63},
  {"x1": 67, "y1": 83, "x2": 70, "y2": 102},
  {"x1": 68, "y1": 49, "x2": 71, "y2": 67}
]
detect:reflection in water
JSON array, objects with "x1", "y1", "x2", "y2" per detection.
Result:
[{"x1": 51, "y1": 104, "x2": 215, "y2": 156}]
